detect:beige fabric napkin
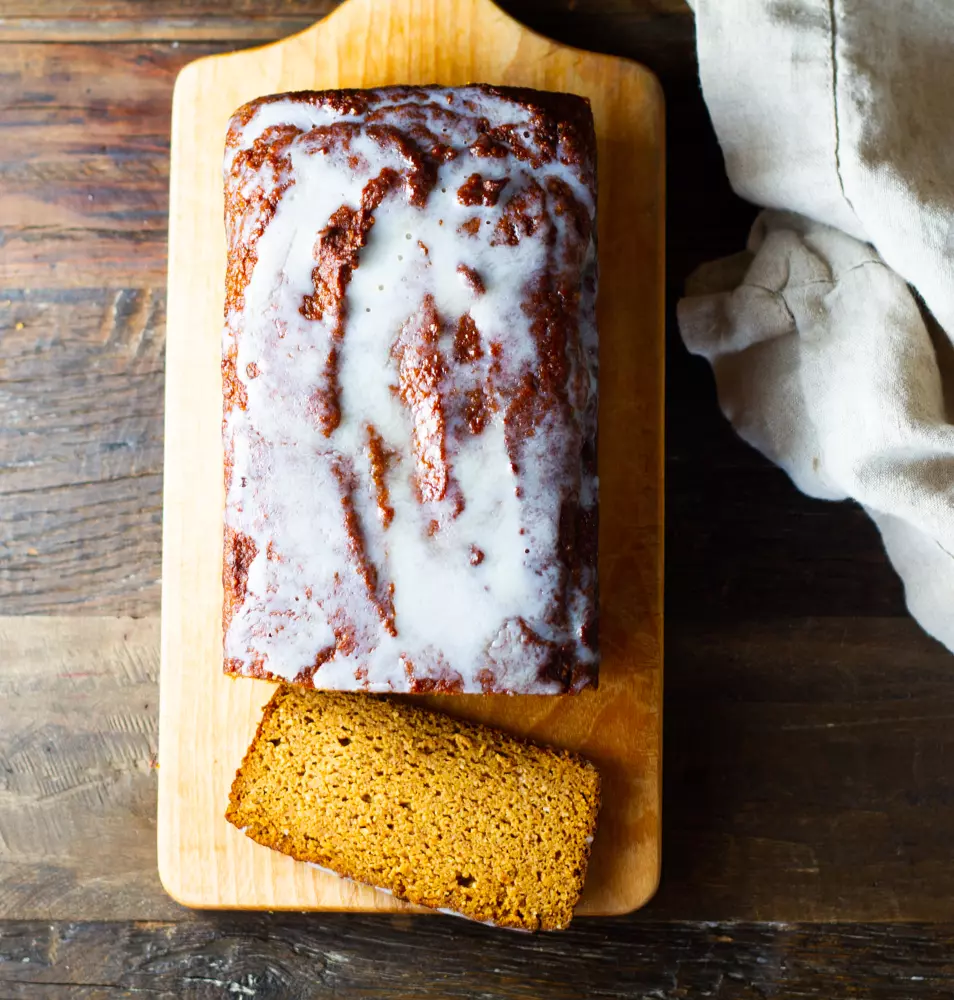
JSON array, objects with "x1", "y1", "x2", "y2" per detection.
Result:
[{"x1": 678, "y1": 0, "x2": 954, "y2": 649}]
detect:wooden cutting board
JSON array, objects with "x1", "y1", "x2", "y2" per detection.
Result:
[{"x1": 159, "y1": 0, "x2": 663, "y2": 916}]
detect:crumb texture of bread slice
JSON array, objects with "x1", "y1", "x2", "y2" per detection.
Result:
[{"x1": 226, "y1": 685, "x2": 601, "y2": 930}]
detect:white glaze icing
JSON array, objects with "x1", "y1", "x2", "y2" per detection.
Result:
[{"x1": 223, "y1": 87, "x2": 598, "y2": 693}]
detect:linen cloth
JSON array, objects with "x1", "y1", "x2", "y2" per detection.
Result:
[{"x1": 678, "y1": 0, "x2": 954, "y2": 649}]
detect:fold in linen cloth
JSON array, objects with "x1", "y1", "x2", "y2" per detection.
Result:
[{"x1": 678, "y1": 0, "x2": 954, "y2": 650}]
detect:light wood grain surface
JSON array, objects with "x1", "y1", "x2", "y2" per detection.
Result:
[{"x1": 159, "y1": 0, "x2": 664, "y2": 916}]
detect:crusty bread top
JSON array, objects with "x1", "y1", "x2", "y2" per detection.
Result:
[{"x1": 222, "y1": 85, "x2": 599, "y2": 694}]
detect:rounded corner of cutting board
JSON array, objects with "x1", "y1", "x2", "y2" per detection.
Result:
[
  {"x1": 156, "y1": 839, "x2": 207, "y2": 911},
  {"x1": 619, "y1": 852, "x2": 663, "y2": 917},
  {"x1": 171, "y1": 51, "x2": 212, "y2": 107}
]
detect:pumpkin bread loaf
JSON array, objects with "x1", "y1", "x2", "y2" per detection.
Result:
[{"x1": 221, "y1": 85, "x2": 599, "y2": 694}]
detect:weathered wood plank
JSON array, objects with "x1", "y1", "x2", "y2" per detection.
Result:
[
  {"x1": 0, "y1": 17, "x2": 316, "y2": 42},
  {"x1": 0, "y1": 1, "x2": 691, "y2": 44},
  {"x1": 0, "y1": 43, "x2": 224, "y2": 289},
  {"x1": 0, "y1": 0, "x2": 687, "y2": 12},
  {"x1": 0, "y1": 917, "x2": 951, "y2": 998},
  {"x1": 661, "y1": 615, "x2": 954, "y2": 920},
  {"x1": 0, "y1": 291, "x2": 163, "y2": 615},
  {"x1": 0, "y1": 617, "x2": 183, "y2": 921},
  {"x1": 0, "y1": 42, "x2": 188, "y2": 613},
  {"x1": 3, "y1": 615, "x2": 953, "y2": 922}
]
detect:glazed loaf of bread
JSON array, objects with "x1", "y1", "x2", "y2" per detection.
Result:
[
  {"x1": 226, "y1": 685, "x2": 601, "y2": 930},
  {"x1": 222, "y1": 85, "x2": 599, "y2": 694}
]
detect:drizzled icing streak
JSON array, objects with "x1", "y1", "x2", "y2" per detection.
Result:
[
  {"x1": 366, "y1": 424, "x2": 396, "y2": 529},
  {"x1": 222, "y1": 85, "x2": 598, "y2": 694},
  {"x1": 302, "y1": 166, "x2": 403, "y2": 435}
]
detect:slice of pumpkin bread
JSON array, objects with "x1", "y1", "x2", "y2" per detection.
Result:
[{"x1": 226, "y1": 685, "x2": 601, "y2": 930}]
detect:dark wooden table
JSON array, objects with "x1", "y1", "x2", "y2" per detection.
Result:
[{"x1": 2, "y1": 2, "x2": 953, "y2": 996}]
